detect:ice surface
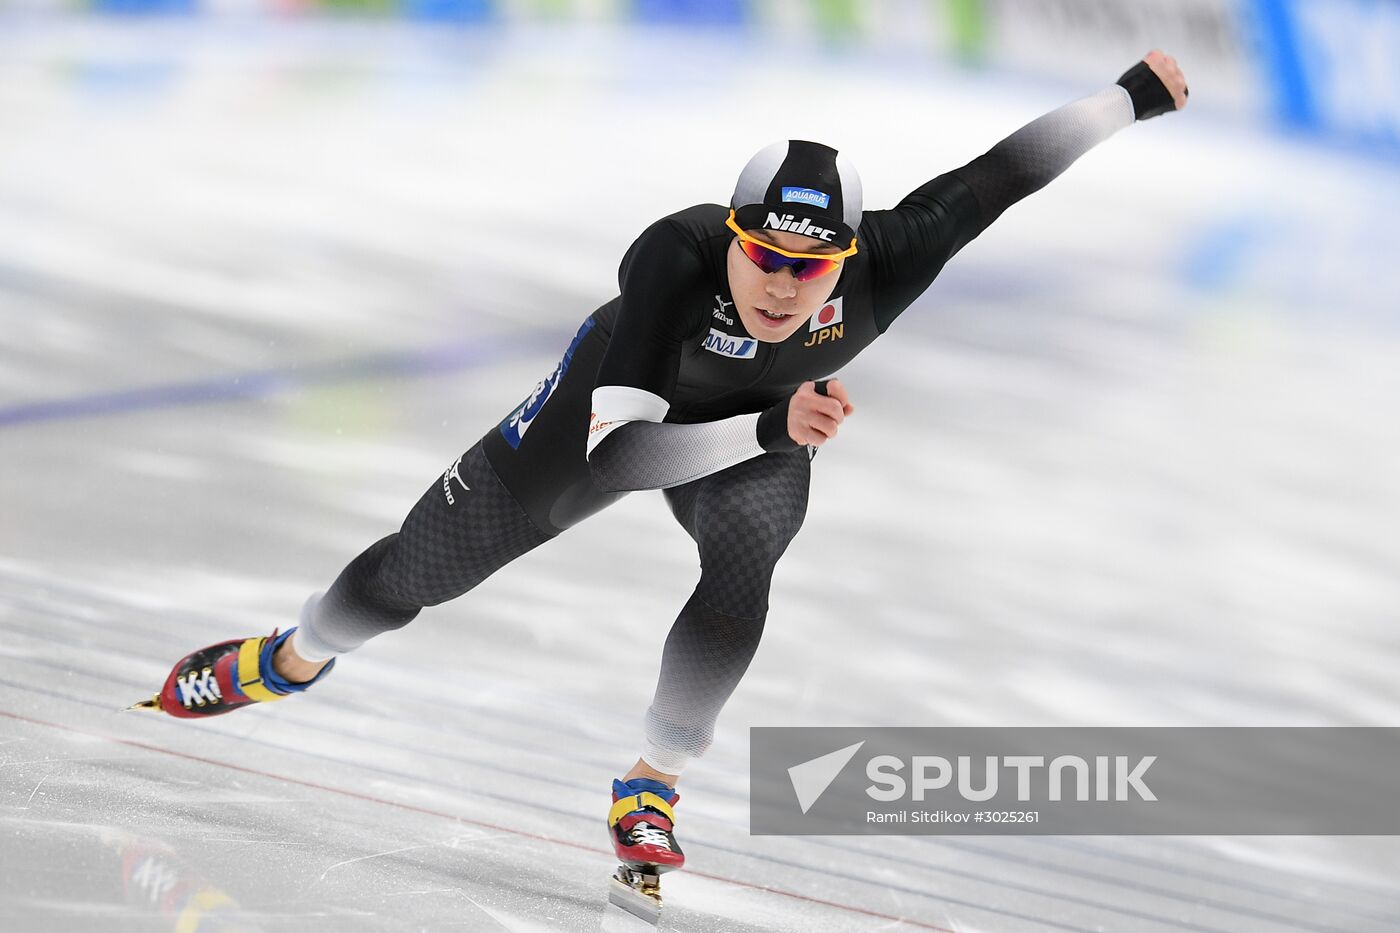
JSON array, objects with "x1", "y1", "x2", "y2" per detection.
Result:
[{"x1": 2, "y1": 18, "x2": 1398, "y2": 933}]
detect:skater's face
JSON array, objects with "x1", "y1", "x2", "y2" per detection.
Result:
[{"x1": 727, "y1": 226, "x2": 847, "y2": 343}]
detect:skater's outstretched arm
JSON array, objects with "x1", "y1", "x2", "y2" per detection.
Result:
[{"x1": 862, "y1": 50, "x2": 1188, "y2": 330}]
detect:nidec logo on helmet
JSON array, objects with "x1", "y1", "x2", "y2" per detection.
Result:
[{"x1": 764, "y1": 212, "x2": 837, "y2": 242}]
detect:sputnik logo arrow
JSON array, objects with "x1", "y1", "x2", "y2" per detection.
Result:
[{"x1": 788, "y1": 741, "x2": 865, "y2": 814}]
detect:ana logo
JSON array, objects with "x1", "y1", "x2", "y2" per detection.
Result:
[
  {"x1": 704, "y1": 328, "x2": 757, "y2": 360},
  {"x1": 781, "y1": 186, "x2": 831, "y2": 209},
  {"x1": 764, "y1": 212, "x2": 836, "y2": 242},
  {"x1": 712, "y1": 294, "x2": 735, "y2": 326},
  {"x1": 442, "y1": 455, "x2": 470, "y2": 505}
]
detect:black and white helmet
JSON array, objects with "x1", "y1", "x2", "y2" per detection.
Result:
[{"x1": 731, "y1": 140, "x2": 862, "y2": 247}]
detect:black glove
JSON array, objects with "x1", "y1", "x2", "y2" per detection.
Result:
[
  {"x1": 758, "y1": 380, "x2": 835, "y2": 452},
  {"x1": 1116, "y1": 60, "x2": 1183, "y2": 121},
  {"x1": 757, "y1": 396, "x2": 800, "y2": 452}
]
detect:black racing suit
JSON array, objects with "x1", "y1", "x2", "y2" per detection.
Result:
[{"x1": 297, "y1": 81, "x2": 1157, "y2": 773}]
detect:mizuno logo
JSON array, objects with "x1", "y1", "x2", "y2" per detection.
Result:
[
  {"x1": 442, "y1": 455, "x2": 470, "y2": 505},
  {"x1": 703, "y1": 328, "x2": 757, "y2": 359},
  {"x1": 764, "y1": 212, "x2": 836, "y2": 242}
]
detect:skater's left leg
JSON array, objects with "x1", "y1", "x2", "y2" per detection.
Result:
[
  {"x1": 636, "y1": 447, "x2": 812, "y2": 780},
  {"x1": 608, "y1": 448, "x2": 809, "y2": 885}
]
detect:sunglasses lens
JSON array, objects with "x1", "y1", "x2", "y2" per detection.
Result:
[
  {"x1": 739, "y1": 240, "x2": 782, "y2": 273},
  {"x1": 739, "y1": 240, "x2": 839, "y2": 281},
  {"x1": 791, "y1": 258, "x2": 840, "y2": 282}
]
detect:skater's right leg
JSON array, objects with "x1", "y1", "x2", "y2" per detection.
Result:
[
  {"x1": 272, "y1": 630, "x2": 330, "y2": 682},
  {"x1": 140, "y1": 314, "x2": 617, "y2": 717},
  {"x1": 293, "y1": 316, "x2": 618, "y2": 661},
  {"x1": 136, "y1": 441, "x2": 558, "y2": 717},
  {"x1": 293, "y1": 441, "x2": 554, "y2": 659}
]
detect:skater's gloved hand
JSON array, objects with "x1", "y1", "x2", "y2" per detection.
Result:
[
  {"x1": 1117, "y1": 50, "x2": 1188, "y2": 120},
  {"x1": 787, "y1": 379, "x2": 854, "y2": 448}
]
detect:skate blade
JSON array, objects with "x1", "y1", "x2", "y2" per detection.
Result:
[
  {"x1": 607, "y1": 870, "x2": 660, "y2": 926},
  {"x1": 125, "y1": 695, "x2": 162, "y2": 713}
]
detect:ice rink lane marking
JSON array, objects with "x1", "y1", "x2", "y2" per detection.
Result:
[
  {"x1": 1, "y1": 616, "x2": 1379, "y2": 931},
  {"x1": 0, "y1": 709, "x2": 963, "y2": 933},
  {"x1": 15, "y1": 602, "x2": 1391, "y2": 926},
  {"x1": 0, "y1": 331, "x2": 562, "y2": 429},
  {"x1": 16, "y1": 593, "x2": 1384, "y2": 927},
  {"x1": 0, "y1": 690, "x2": 1092, "y2": 931},
  {"x1": 0, "y1": 630, "x2": 1321, "y2": 932},
  {"x1": 0, "y1": 595, "x2": 642, "y2": 771},
  {"x1": 1, "y1": 583, "x2": 1382, "y2": 929},
  {"x1": 0, "y1": 689, "x2": 1302, "y2": 933}
]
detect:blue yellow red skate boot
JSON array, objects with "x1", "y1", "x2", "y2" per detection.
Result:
[
  {"x1": 609, "y1": 777, "x2": 685, "y2": 871},
  {"x1": 607, "y1": 777, "x2": 683, "y2": 923},
  {"x1": 127, "y1": 628, "x2": 333, "y2": 719}
]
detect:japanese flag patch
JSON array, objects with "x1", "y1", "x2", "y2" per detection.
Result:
[{"x1": 810, "y1": 297, "x2": 843, "y2": 331}]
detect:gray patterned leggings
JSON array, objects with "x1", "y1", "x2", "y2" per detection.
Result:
[{"x1": 297, "y1": 436, "x2": 811, "y2": 774}]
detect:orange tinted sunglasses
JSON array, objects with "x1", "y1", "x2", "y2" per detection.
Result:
[{"x1": 726, "y1": 210, "x2": 857, "y2": 282}]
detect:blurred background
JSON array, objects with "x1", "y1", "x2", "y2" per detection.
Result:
[{"x1": 2, "y1": 1, "x2": 1398, "y2": 931}]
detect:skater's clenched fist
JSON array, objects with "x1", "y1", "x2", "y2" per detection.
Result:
[
  {"x1": 1116, "y1": 50, "x2": 1188, "y2": 122},
  {"x1": 788, "y1": 379, "x2": 854, "y2": 447},
  {"x1": 1143, "y1": 50, "x2": 1188, "y2": 112}
]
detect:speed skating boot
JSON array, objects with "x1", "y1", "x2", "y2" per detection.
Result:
[
  {"x1": 607, "y1": 777, "x2": 684, "y2": 923},
  {"x1": 128, "y1": 628, "x2": 333, "y2": 718}
]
